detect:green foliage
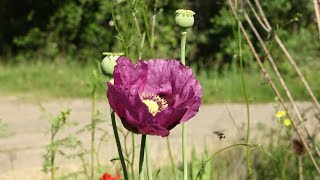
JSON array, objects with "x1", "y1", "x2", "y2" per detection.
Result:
[
  {"x1": 190, "y1": 146, "x2": 213, "y2": 180},
  {"x1": 200, "y1": 147, "x2": 212, "y2": 180},
  {"x1": 1, "y1": 0, "x2": 318, "y2": 74},
  {"x1": 1, "y1": 60, "x2": 320, "y2": 103},
  {"x1": 39, "y1": 67, "x2": 109, "y2": 179},
  {"x1": 1, "y1": 0, "x2": 113, "y2": 61},
  {"x1": 42, "y1": 108, "x2": 78, "y2": 179},
  {"x1": 191, "y1": 148, "x2": 201, "y2": 180}
]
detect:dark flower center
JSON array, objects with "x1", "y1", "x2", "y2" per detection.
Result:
[{"x1": 141, "y1": 93, "x2": 168, "y2": 116}]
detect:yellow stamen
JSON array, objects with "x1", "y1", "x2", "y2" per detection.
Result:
[
  {"x1": 142, "y1": 99, "x2": 159, "y2": 116},
  {"x1": 141, "y1": 94, "x2": 168, "y2": 116}
]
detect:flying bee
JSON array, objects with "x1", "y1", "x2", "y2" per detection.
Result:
[{"x1": 213, "y1": 131, "x2": 226, "y2": 140}]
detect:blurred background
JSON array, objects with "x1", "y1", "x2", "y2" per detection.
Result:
[
  {"x1": 0, "y1": 0, "x2": 319, "y2": 102},
  {"x1": 1, "y1": 0, "x2": 320, "y2": 179}
]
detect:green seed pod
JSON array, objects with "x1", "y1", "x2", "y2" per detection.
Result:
[
  {"x1": 175, "y1": 9, "x2": 195, "y2": 28},
  {"x1": 101, "y1": 52, "x2": 124, "y2": 77}
]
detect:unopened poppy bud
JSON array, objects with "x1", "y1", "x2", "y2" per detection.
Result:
[
  {"x1": 101, "y1": 52, "x2": 124, "y2": 77},
  {"x1": 175, "y1": 9, "x2": 195, "y2": 28}
]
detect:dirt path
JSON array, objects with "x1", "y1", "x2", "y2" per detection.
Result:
[{"x1": 0, "y1": 96, "x2": 317, "y2": 179}]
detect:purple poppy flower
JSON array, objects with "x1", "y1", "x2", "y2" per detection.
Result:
[{"x1": 107, "y1": 56, "x2": 202, "y2": 137}]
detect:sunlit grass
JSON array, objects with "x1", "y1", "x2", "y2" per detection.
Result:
[{"x1": 0, "y1": 60, "x2": 319, "y2": 103}]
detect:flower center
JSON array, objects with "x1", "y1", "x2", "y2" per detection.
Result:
[
  {"x1": 141, "y1": 94, "x2": 168, "y2": 116},
  {"x1": 142, "y1": 100, "x2": 159, "y2": 116}
]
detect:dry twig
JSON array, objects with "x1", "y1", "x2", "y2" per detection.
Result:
[{"x1": 227, "y1": 0, "x2": 320, "y2": 175}]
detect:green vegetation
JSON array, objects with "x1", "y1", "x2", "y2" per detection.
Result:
[
  {"x1": 1, "y1": 0, "x2": 319, "y2": 102},
  {"x1": 1, "y1": 0, "x2": 320, "y2": 178},
  {"x1": 1, "y1": 0, "x2": 319, "y2": 69},
  {"x1": 1, "y1": 60, "x2": 319, "y2": 103},
  {"x1": 0, "y1": 61, "x2": 107, "y2": 100},
  {"x1": 153, "y1": 144, "x2": 320, "y2": 180}
]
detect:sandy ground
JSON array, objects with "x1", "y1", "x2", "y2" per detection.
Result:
[{"x1": 0, "y1": 96, "x2": 318, "y2": 179}]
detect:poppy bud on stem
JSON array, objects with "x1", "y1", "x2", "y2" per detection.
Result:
[
  {"x1": 101, "y1": 52, "x2": 124, "y2": 77},
  {"x1": 101, "y1": 52, "x2": 128, "y2": 180},
  {"x1": 176, "y1": 8, "x2": 195, "y2": 180}
]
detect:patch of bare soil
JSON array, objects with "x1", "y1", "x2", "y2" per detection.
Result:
[{"x1": 0, "y1": 96, "x2": 318, "y2": 179}]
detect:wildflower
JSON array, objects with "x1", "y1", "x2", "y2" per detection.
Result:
[
  {"x1": 175, "y1": 9, "x2": 195, "y2": 28},
  {"x1": 107, "y1": 56, "x2": 202, "y2": 137},
  {"x1": 283, "y1": 118, "x2": 292, "y2": 126},
  {"x1": 100, "y1": 173, "x2": 121, "y2": 180},
  {"x1": 276, "y1": 110, "x2": 286, "y2": 118}
]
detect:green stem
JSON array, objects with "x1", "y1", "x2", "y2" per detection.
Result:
[
  {"x1": 180, "y1": 31, "x2": 187, "y2": 180},
  {"x1": 182, "y1": 124, "x2": 187, "y2": 180},
  {"x1": 110, "y1": 109, "x2": 128, "y2": 180},
  {"x1": 145, "y1": 136, "x2": 153, "y2": 180},
  {"x1": 132, "y1": 11, "x2": 141, "y2": 36},
  {"x1": 90, "y1": 84, "x2": 96, "y2": 179},
  {"x1": 50, "y1": 130, "x2": 55, "y2": 180},
  {"x1": 180, "y1": 32, "x2": 187, "y2": 65},
  {"x1": 282, "y1": 137, "x2": 291, "y2": 180},
  {"x1": 139, "y1": 135, "x2": 146, "y2": 180},
  {"x1": 141, "y1": 0, "x2": 154, "y2": 56},
  {"x1": 131, "y1": 133, "x2": 135, "y2": 180},
  {"x1": 282, "y1": 151, "x2": 289, "y2": 180},
  {"x1": 51, "y1": 152, "x2": 55, "y2": 180},
  {"x1": 237, "y1": 12, "x2": 252, "y2": 179},
  {"x1": 79, "y1": 145, "x2": 90, "y2": 179},
  {"x1": 166, "y1": 137, "x2": 177, "y2": 180},
  {"x1": 196, "y1": 144, "x2": 254, "y2": 180},
  {"x1": 110, "y1": 1, "x2": 118, "y2": 31}
]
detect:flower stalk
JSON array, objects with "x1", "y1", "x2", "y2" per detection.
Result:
[
  {"x1": 90, "y1": 81, "x2": 97, "y2": 179},
  {"x1": 110, "y1": 109, "x2": 128, "y2": 180},
  {"x1": 234, "y1": 2, "x2": 252, "y2": 178},
  {"x1": 166, "y1": 137, "x2": 177, "y2": 180},
  {"x1": 131, "y1": 133, "x2": 135, "y2": 180},
  {"x1": 145, "y1": 136, "x2": 153, "y2": 180},
  {"x1": 176, "y1": 9, "x2": 195, "y2": 180},
  {"x1": 180, "y1": 32, "x2": 187, "y2": 65},
  {"x1": 139, "y1": 135, "x2": 146, "y2": 180},
  {"x1": 181, "y1": 30, "x2": 188, "y2": 180}
]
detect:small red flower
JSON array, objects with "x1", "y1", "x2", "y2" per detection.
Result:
[{"x1": 100, "y1": 173, "x2": 121, "y2": 180}]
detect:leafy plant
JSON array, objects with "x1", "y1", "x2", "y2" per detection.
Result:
[{"x1": 41, "y1": 108, "x2": 78, "y2": 180}]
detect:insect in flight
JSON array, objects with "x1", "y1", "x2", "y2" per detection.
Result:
[{"x1": 212, "y1": 131, "x2": 226, "y2": 140}]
